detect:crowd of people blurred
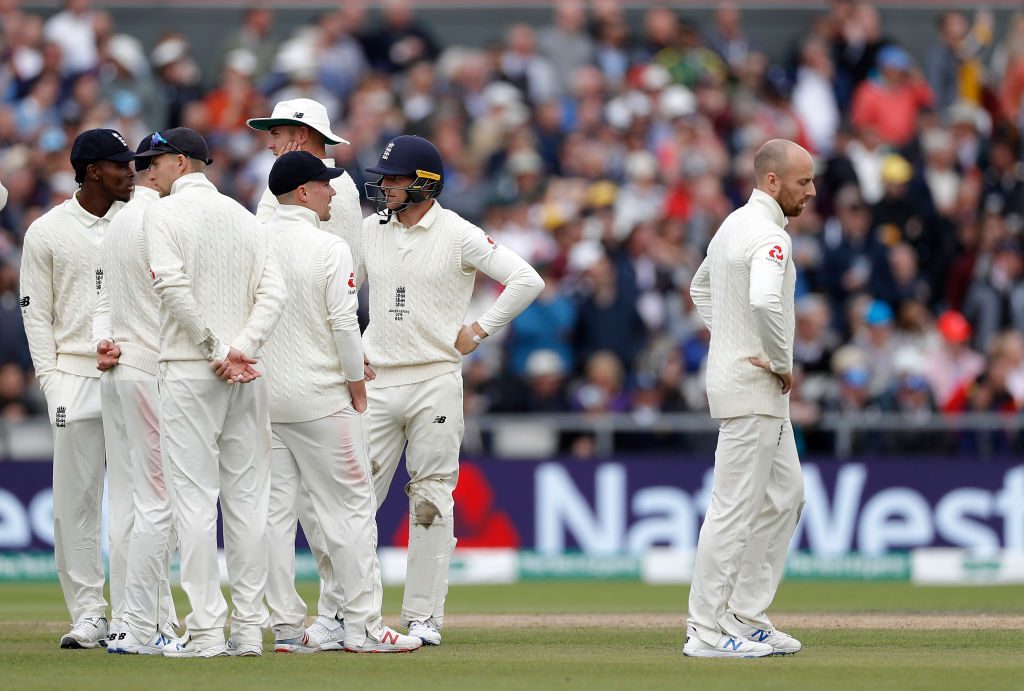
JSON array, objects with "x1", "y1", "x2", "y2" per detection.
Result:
[{"x1": 1, "y1": 0, "x2": 1023, "y2": 455}]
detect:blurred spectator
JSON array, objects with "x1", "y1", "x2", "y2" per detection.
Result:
[
  {"x1": 217, "y1": 7, "x2": 277, "y2": 77},
  {"x1": 925, "y1": 310, "x2": 985, "y2": 412},
  {"x1": 704, "y1": 2, "x2": 753, "y2": 74},
  {"x1": 573, "y1": 251, "x2": 645, "y2": 370},
  {"x1": 926, "y1": 10, "x2": 993, "y2": 114},
  {"x1": 151, "y1": 34, "x2": 202, "y2": 129},
  {"x1": 0, "y1": 361, "x2": 41, "y2": 421},
  {"x1": 362, "y1": 0, "x2": 440, "y2": 75},
  {"x1": 830, "y1": 1, "x2": 892, "y2": 109},
  {"x1": 854, "y1": 300, "x2": 899, "y2": 396},
  {"x1": 963, "y1": 238, "x2": 1024, "y2": 352},
  {"x1": 504, "y1": 261, "x2": 576, "y2": 376},
  {"x1": 571, "y1": 350, "x2": 630, "y2": 414},
  {"x1": 203, "y1": 50, "x2": 260, "y2": 133},
  {"x1": 43, "y1": 0, "x2": 97, "y2": 77},
  {"x1": 500, "y1": 23, "x2": 561, "y2": 105},
  {"x1": 821, "y1": 185, "x2": 890, "y2": 331},
  {"x1": 537, "y1": 0, "x2": 593, "y2": 94},
  {"x1": 493, "y1": 349, "x2": 571, "y2": 413},
  {"x1": 315, "y1": 9, "x2": 370, "y2": 102},
  {"x1": 792, "y1": 36, "x2": 840, "y2": 156},
  {"x1": 851, "y1": 45, "x2": 934, "y2": 148},
  {"x1": 793, "y1": 294, "x2": 839, "y2": 377}
]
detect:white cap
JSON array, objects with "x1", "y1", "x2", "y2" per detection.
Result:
[{"x1": 246, "y1": 98, "x2": 349, "y2": 145}]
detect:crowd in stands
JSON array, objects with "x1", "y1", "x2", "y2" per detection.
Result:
[{"x1": 1, "y1": 0, "x2": 1023, "y2": 455}]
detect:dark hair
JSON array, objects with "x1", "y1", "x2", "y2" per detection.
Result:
[{"x1": 73, "y1": 160, "x2": 93, "y2": 184}]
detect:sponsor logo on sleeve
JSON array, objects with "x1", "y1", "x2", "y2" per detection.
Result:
[{"x1": 767, "y1": 245, "x2": 784, "y2": 267}]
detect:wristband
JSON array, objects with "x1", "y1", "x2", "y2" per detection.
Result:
[{"x1": 472, "y1": 333, "x2": 484, "y2": 344}]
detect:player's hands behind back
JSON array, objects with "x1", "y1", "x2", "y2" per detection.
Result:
[
  {"x1": 212, "y1": 347, "x2": 261, "y2": 384},
  {"x1": 749, "y1": 357, "x2": 793, "y2": 394},
  {"x1": 96, "y1": 340, "x2": 121, "y2": 372}
]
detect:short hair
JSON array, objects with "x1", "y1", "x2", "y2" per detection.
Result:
[
  {"x1": 753, "y1": 139, "x2": 792, "y2": 184},
  {"x1": 73, "y1": 160, "x2": 93, "y2": 184},
  {"x1": 187, "y1": 158, "x2": 207, "y2": 173}
]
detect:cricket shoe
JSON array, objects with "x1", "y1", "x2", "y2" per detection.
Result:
[
  {"x1": 345, "y1": 626, "x2": 422, "y2": 653},
  {"x1": 105, "y1": 620, "x2": 124, "y2": 653},
  {"x1": 407, "y1": 620, "x2": 441, "y2": 646},
  {"x1": 683, "y1": 625, "x2": 773, "y2": 658},
  {"x1": 160, "y1": 618, "x2": 180, "y2": 641},
  {"x1": 162, "y1": 635, "x2": 229, "y2": 658},
  {"x1": 227, "y1": 640, "x2": 263, "y2": 657},
  {"x1": 60, "y1": 616, "x2": 108, "y2": 649},
  {"x1": 116, "y1": 630, "x2": 173, "y2": 655},
  {"x1": 273, "y1": 635, "x2": 319, "y2": 654},
  {"x1": 301, "y1": 615, "x2": 345, "y2": 651},
  {"x1": 730, "y1": 614, "x2": 801, "y2": 655}
]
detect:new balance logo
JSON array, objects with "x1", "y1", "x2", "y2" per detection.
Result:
[
  {"x1": 382, "y1": 630, "x2": 398, "y2": 645},
  {"x1": 723, "y1": 638, "x2": 742, "y2": 651},
  {"x1": 433, "y1": 416, "x2": 446, "y2": 424},
  {"x1": 55, "y1": 406, "x2": 67, "y2": 428},
  {"x1": 292, "y1": 112, "x2": 304, "y2": 118},
  {"x1": 117, "y1": 632, "x2": 127, "y2": 640},
  {"x1": 19, "y1": 296, "x2": 30, "y2": 308},
  {"x1": 753, "y1": 630, "x2": 771, "y2": 642}
]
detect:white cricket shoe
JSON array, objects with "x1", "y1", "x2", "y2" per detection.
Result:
[
  {"x1": 162, "y1": 635, "x2": 229, "y2": 658},
  {"x1": 730, "y1": 614, "x2": 802, "y2": 655},
  {"x1": 408, "y1": 620, "x2": 441, "y2": 646},
  {"x1": 345, "y1": 627, "x2": 423, "y2": 654},
  {"x1": 273, "y1": 635, "x2": 319, "y2": 654},
  {"x1": 60, "y1": 616, "x2": 108, "y2": 649},
  {"x1": 117, "y1": 630, "x2": 173, "y2": 655},
  {"x1": 302, "y1": 616, "x2": 345, "y2": 651},
  {"x1": 105, "y1": 620, "x2": 123, "y2": 653},
  {"x1": 683, "y1": 625, "x2": 773, "y2": 658},
  {"x1": 227, "y1": 640, "x2": 263, "y2": 657},
  {"x1": 160, "y1": 619, "x2": 179, "y2": 641}
]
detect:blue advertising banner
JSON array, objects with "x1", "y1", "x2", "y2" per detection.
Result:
[{"x1": 1, "y1": 458, "x2": 1022, "y2": 556}]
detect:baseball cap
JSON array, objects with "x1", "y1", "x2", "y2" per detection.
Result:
[
  {"x1": 877, "y1": 45, "x2": 911, "y2": 72},
  {"x1": 134, "y1": 128, "x2": 213, "y2": 165},
  {"x1": 937, "y1": 310, "x2": 971, "y2": 344},
  {"x1": 133, "y1": 134, "x2": 154, "y2": 172},
  {"x1": 865, "y1": 300, "x2": 894, "y2": 326},
  {"x1": 69, "y1": 128, "x2": 136, "y2": 166},
  {"x1": 269, "y1": 151, "x2": 344, "y2": 196},
  {"x1": 246, "y1": 98, "x2": 349, "y2": 145}
]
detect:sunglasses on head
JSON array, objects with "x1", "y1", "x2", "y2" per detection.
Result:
[{"x1": 150, "y1": 131, "x2": 190, "y2": 159}]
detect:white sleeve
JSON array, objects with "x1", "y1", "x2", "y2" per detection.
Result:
[
  {"x1": 92, "y1": 240, "x2": 113, "y2": 348},
  {"x1": 747, "y1": 233, "x2": 791, "y2": 374},
  {"x1": 689, "y1": 256, "x2": 712, "y2": 330},
  {"x1": 255, "y1": 186, "x2": 277, "y2": 223},
  {"x1": 460, "y1": 225, "x2": 545, "y2": 336},
  {"x1": 146, "y1": 205, "x2": 223, "y2": 358},
  {"x1": 0, "y1": 180, "x2": 8, "y2": 210},
  {"x1": 19, "y1": 226, "x2": 57, "y2": 388},
  {"x1": 230, "y1": 228, "x2": 287, "y2": 357},
  {"x1": 324, "y1": 239, "x2": 364, "y2": 381}
]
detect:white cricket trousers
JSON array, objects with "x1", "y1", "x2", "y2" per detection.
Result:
[
  {"x1": 368, "y1": 371, "x2": 462, "y2": 628},
  {"x1": 102, "y1": 365, "x2": 178, "y2": 641},
  {"x1": 46, "y1": 372, "x2": 106, "y2": 623},
  {"x1": 266, "y1": 408, "x2": 385, "y2": 647},
  {"x1": 688, "y1": 415, "x2": 804, "y2": 646},
  {"x1": 99, "y1": 370, "x2": 133, "y2": 628},
  {"x1": 160, "y1": 362, "x2": 271, "y2": 648}
]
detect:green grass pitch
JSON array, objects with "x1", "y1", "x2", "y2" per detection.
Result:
[{"x1": 2, "y1": 580, "x2": 1023, "y2": 690}]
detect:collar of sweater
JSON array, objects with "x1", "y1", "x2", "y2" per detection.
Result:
[
  {"x1": 748, "y1": 188, "x2": 788, "y2": 228},
  {"x1": 170, "y1": 172, "x2": 216, "y2": 196},
  {"x1": 132, "y1": 185, "x2": 160, "y2": 202},
  {"x1": 270, "y1": 203, "x2": 321, "y2": 229},
  {"x1": 69, "y1": 190, "x2": 120, "y2": 227},
  {"x1": 390, "y1": 199, "x2": 442, "y2": 232}
]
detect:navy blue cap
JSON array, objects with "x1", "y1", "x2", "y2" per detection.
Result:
[
  {"x1": 134, "y1": 128, "x2": 213, "y2": 165},
  {"x1": 365, "y1": 135, "x2": 443, "y2": 183},
  {"x1": 69, "y1": 128, "x2": 135, "y2": 166},
  {"x1": 269, "y1": 151, "x2": 344, "y2": 196},
  {"x1": 134, "y1": 133, "x2": 154, "y2": 172}
]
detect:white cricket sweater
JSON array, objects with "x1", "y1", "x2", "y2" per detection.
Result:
[
  {"x1": 262, "y1": 205, "x2": 362, "y2": 423},
  {"x1": 360, "y1": 201, "x2": 544, "y2": 388},
  {"x1": 20, "y1": 192, "x2": 124, "y2": 386},
  {"x1": 146, "y1": 173, "x2": 286, "y2": 363},
  {"x1": 92, "y1": 186, "x2": 161, "y2": 375},
  {"x1": 256, "y1": 159, "x2": 363, "y2": 267},
  {"x1": 690, "y1": 188, "x2": 796, "y2": 419}
]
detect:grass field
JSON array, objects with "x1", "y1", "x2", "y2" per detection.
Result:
[{"x1": 3, "y1": 580, "x2": 1024, "y2": 690}]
